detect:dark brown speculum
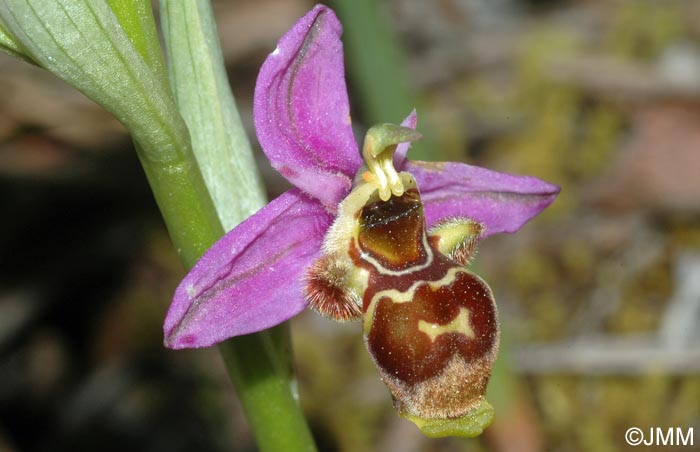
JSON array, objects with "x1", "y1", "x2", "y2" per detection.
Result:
[
  {"x1": 354, "y1": 189, "x2": 499, "y2": 420},
  {"x1": 357, "y1": 190, "x2": 426, "y2": 270}
]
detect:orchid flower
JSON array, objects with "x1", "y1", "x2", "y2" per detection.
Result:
[{"x1": 163, "y1": 4, "x2": 559, "y2": 438}]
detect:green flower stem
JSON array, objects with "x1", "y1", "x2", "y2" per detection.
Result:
[
  {"x1": 159, "y1": 1, "x2": 316, "y2": 451},
  {"x1": 220, "y1": 323, "x2": 318, "y2": 452}
]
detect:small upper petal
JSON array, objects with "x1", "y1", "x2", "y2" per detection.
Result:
[
  {"x1": 406, "y1": 161, "x2": 560, "y2": 237},
  {"x1": 164, "y1": 189, "x2": 333, "y2": 349},
  {"x1": 254, "y1": 5, "x2": 361, "y2": 208},
  {"x1": 394, "y1": 109, "x2": 418, "y2": 169}
]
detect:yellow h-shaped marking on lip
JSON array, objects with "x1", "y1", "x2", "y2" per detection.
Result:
[{"x1": 418, "y1": 307, "x2": 475, "y2": 342}]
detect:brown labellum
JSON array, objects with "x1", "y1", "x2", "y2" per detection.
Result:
[{"x1": 355, "y1": 189, "x2": 499, "y2": 423}]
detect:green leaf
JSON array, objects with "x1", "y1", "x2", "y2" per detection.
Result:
[
  {"x1": 0, "y1": 1, "x2": 183, "y2": 164},
  {"x1": 160, "y1": 0, "x2": 265, "y2": 229},
  {"x1": 0, "y1": 0, "x2": 223, "y2": 266},
  {"x1": 106, "y1": 0, "x2": 168, "y2": 85},
  {"x1": 0, "y1": 15, "x2": 33, "y2": 62}
]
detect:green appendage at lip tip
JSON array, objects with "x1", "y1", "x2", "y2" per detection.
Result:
[{"x1": 402, "y1": 399, "x2": 495, "y2": 438}]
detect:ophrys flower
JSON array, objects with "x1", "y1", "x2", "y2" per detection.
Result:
[{"x1": 164, "y1": 4, "x2": 559, "y2": 437}]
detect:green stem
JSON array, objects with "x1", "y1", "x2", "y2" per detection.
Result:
[
  {"x1": 159, "y1": 1, "x2": 316, "y2": 451},
  {"x1": 220, "y1": 324, "x2": 317, "y2": 452}
]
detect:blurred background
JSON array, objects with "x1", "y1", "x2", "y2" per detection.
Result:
[{"x1": 1, "y1": 0, "x2": 699, "y2": 451}]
